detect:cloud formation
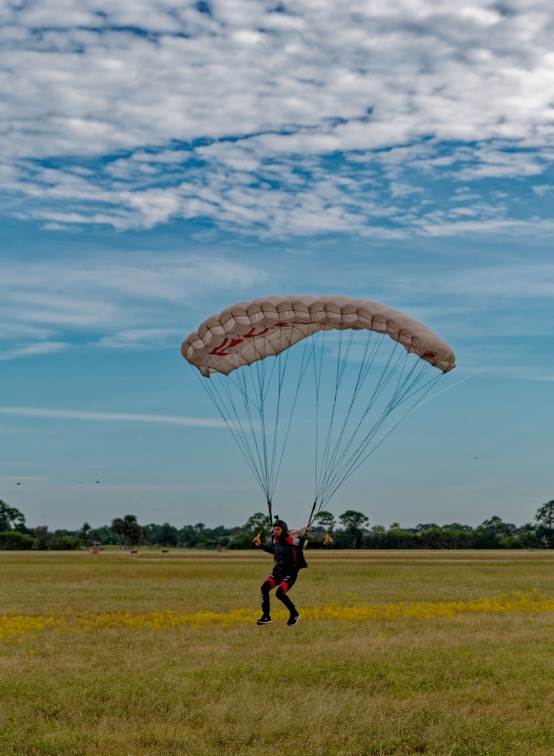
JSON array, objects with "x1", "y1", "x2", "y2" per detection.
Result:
[
  {"x1": 0, "y1": 406, "x2": 227, "y2": 426},
  {"x1": 2, "y1": 0, "x2": 554, "y2": 234},
  {"x1": 0, "y1": 253, "x2": 267, "y2": 359}
]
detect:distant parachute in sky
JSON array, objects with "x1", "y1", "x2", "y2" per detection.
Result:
[{"x1": 182, "y1": 295, "x2": 455, "y2": 525}]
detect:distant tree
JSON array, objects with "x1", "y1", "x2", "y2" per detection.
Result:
[
  {"x1": 414, "y1": 523, "x2": 440, "y2": 533},
  {"x1": 0, "y1": 530, "x2": 33, "y2": 550},
  {"x1": 30, "y1": 526, "x2": 80, "y2": 550},
  {"x1": 314, "y1": 511, "x2": 336, "y2": 532},
  {"x1": 111, "y1": 515, "x2": 145, "y2": 549},
  {"x1": 471, "y1": 516, "x2": 517, "y2": 548},
  {"x1": 155, "y1": 523, "x2": 179, "y2": 547},
  {"x1": 339, "y1": 510, "x2": 369, "y2": 530},
  {"x1": 338, "y1": 510, "x2": 369, "y2": 549},
  {"x1": 0, "y1": 501, "x2": 26, "y2": 531},
  {"x1": 515, "y1": 522, "x2": 540, "y2": 549},
  {"x1": 111, "y1": 517, "x2": 125, "y2": 548},
  {"x1": 178, "y1": 525, "x2": 196, "y2": 547},
  {"x1": 122, "y1": 515, "x2": 145, "y2": 548},
  {"x1": 79, "y1": 522, "x2": 92, "y2": 544},
  {"x1": 382, "y1": 527, "x2": 415, "y2": 549},
  {"x1": 535, "y1": 500, "x2": 554, "y2": 548},
  {"x1": 443, "y1": 523, "x2": 473, "y2": 532},
  {"x1": 481, "y1": 516, "x2": 515, "y2": 537},
  {"x1": 417, "y1": 526, "x2": 473, "y2": 550},
  {"x1": 32, "y1": 526, "x2": 50, "y2": 550},
  {"x1": 226, "y1": 512, "x2": 268, "y2": 550},
  {"x1": 363, "y1": 524, "x2": 387, "y2": 549},
  {"x1": 88, "y1": 525, "x2": 118, "y2": 545},
  {"x1": 244, "y1": 512, "x2": 268, "y2": 536}
]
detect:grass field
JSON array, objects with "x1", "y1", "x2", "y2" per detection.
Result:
[{"x1": 1, "y1": 549, "x2": 553, "y2": 755}]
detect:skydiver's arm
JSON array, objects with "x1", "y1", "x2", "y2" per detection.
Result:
[{"x1": 304, "y1": 535, "x2": 333, "y2": 548}]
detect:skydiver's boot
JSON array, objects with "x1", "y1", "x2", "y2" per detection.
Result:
[{"x1": 276, "y1": 585, "x2": 299, "y2": 625}]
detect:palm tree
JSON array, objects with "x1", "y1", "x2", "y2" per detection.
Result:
[{"x1": 111, "y1": 517, "x2": 125, "y2": 548}]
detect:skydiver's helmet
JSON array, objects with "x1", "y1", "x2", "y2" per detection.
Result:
[{"x1": 273, "y1": 518, "x2": 288, "y2": 538}]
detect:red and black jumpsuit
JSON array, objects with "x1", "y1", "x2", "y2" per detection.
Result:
[{"x1": 258, "y1": 534, "x2": 321, "y2": 618}]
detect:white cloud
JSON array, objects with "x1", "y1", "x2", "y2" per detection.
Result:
[
  {"x1": 0, "y1": 405, "x2": 227, "y2": 426},
  {"x1": 434, "y1": 262, "x2": 554, "y2": 299},
  {"x1": 95, "y1": 328, "x2": 182, "y2": 350},
  {"x1": 0, "y1": 342, "x2": 69, "y2": 361},
  {"x1": 0, "y1": 253, "x2": 268, "y2": 359},
  {"x1": 1, "y1": 1, "x2": 554, "y2": 233}
]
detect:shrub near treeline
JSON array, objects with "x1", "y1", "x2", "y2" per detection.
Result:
[{"x1": 1, "y1": 499, "x2": 554, "y2": 550}]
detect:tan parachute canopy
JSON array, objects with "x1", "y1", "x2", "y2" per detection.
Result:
[{"x1": 182, "y1": 295, "x2": 456, "y2": 376}]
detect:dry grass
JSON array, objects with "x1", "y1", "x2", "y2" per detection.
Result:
[{"x1": 1, "y1": 550, "x2": 553, "y2": 754}]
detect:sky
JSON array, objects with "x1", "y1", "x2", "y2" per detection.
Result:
[{"x1": 2, "y1": 0, "x2": 554, "y2": 532}]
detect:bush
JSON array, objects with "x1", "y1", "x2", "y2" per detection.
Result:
[
  {"x1": 228, "y1": 533, "x2": 256, "y2": 550},
  {"x1": 0, "y1": 530, "x2": 34, "y2": 550}
]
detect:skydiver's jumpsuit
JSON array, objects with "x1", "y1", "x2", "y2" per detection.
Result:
[{"x1": 257, "y1": 534, "x2": 323, "y2": 618}]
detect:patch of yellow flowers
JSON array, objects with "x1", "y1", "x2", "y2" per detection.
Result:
[{"x1": 1, "y1": 592, "x2": 553, "y2": 642}]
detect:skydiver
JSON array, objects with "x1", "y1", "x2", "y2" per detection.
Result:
[{"x1": 253, "y1": 517, "x2": 333, "y2": 626}]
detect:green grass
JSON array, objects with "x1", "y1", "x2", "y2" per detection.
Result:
[{"x1": 1, "y1": 549, "x2": 554, "y2": 754}]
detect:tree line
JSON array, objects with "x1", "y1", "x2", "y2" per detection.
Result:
[{"x1": 2, "y1": 499, "x2": 554, "y2": 550}]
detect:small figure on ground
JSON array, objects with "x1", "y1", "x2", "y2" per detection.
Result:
[{"x1": 253, "y1": 517, "x2": 333, "y2": 626}]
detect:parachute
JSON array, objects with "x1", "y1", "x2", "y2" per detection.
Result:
[{"x1": 182, "y1": 295, "x2": 455, "y2": 526}]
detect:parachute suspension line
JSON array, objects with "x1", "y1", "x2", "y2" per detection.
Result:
[
  {"x1": 315, "y1": 340, "x2": 408, "y2": 502},
  {"x1": 223, "y1": 340, "x2": 281, "y2": 497},
  {"x1": 244, "y1": 331, "x2": 298, "y2": 497},
  {"x1": 254, "y1": 352, "x2": 271, "y2": 502},
  {"x1": 266, "y1": 335, "x2": 315, "y2": 504},
  {"x1": 310, "y1": 328, "x2": 386, "y2": 513},
  {"x1": 315, "y1": 346, "x2": 415, "y2": 507},
  {"x1": 267, "y1": 498, "x2": 273, "y2": 534},
  {"x1": 316, "y1": 331, "x2": 382, "y2": 499},
  {"x1": 306, "y1": 499, "x2": 318, "y2": 530},
  {"x1": 192, "y1": 371, "x2": 268, "y2": 494},
  {"x1": 269, "y1": 338, "x2": 299, "y2": 502},
  {"x1": 207, "y1": 364, "x2": 272, "y2": 499},
  {"x1": 234, "y1": 345, "x2": 281, "y2": 502},
  {"x1": 312, "y1": 330, "x2": 325, "y2": 515},
  {"x1": 311, "y1": 329, "x2": 386, "y2": 507},
  {"x1": 323, "y1": 366, "x2": 442, "y2": 506},
  {"x1": 211, "y1": 372, "x2": 269, "y2": 492},
  {"x1": 253, "y1": 337, "x2": 285, "y2": 504},
  {"x1": 316, "y1": 329, "x2": 354, "y2": 507},
  {"x1": 323, "y1": 330, "x2": 384, "y2": 472},
  {"x1": 221, "y1": 366, "x2": 268, "y2": 490},
  {"x1": 266, "y1": 343, "x2": 289, "y2": 503},
  {"x1": 195, "y1": 331, "x2": 318, "y2": 505},
  {"x1": 316, "y1": 353, "x2": 442, "y2": 509}
]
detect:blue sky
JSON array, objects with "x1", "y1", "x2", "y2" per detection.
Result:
[{"x1": 2, "y1": 0, "x2": 554, "y2": 531}]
